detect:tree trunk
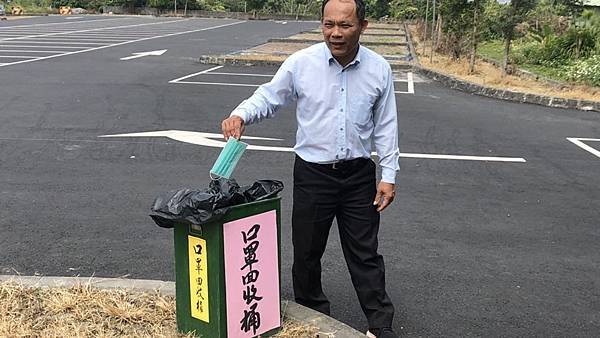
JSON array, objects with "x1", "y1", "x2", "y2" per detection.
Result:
[
  {"x1": 502, "y1": 36, "x2": 511, "y2": 77},
  {"x1": 423, "y1": 0, "x2": 429, "y2": 43},
  {"x1": 435, "y1": 14, "x2": 443, "y2": 50},
  {"x1": 429, "y1": 0, "x2": 436, "y2": 63},
  {"x1": 450, "y1": 34, "x2": 460, "y2": 60},
  {"x1": 469, "y1": 4, "x2": 478, "y2": 74}
]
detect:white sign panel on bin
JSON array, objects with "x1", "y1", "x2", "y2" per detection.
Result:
[{"x1": 223, "y1": 210, "x2": 280, "y2": 337}]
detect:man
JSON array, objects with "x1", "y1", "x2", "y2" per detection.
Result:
[{"x1": 221, "y1": 0, "x2": 399, "y2": 336}]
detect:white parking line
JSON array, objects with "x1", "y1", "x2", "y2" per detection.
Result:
[
  {"x1": 175, "y1": 81, "x2": 260, "y2": 87},
  {"x1": 0, "y1": 45, "x2": 83, "y2": 49},
  {"x1": 207, "y1": 72, "x2": 274, "y2": 77},
  {"x1": 170, "y1": 69, "x2": 417, "y2": 95},
  {"x1": 169, "y1": 65, "x2": 224, "y2": 83},
  {"x1": 398, "y1": 153, "x2": 525, "y2": 162},
  {"x1": 27, "y1": 37, "x2": 132, "y2": 42},
  {"x1": 0, "y1": 21, "x2": 245, "y2": 68},
  {"x1": 60, "y1": 34, "x2": 157, "y2": 38},
  {"x1": 2, "y1": 41, "x2": 109, "y2": 45},
  {"x1": 0, "y1": 50, "x2": 68, "y2": 53},
  {"x1": 0, "y1": 55, "x2": 37, "y2": 59},
  {"x1": 394, "y1": 72, "x2": 414, "y2": 94},
  {"x1": 567, "y1": 137, "x2": 600, "y2": 158},
  {"x1": 0, "y1": 18, "x2": 196, "y2": 41},
  {"x1": 0, "y1": 17, "x2": 123, "y2": 29}
]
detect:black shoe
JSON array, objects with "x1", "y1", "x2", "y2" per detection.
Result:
[{"x1": 366, "y1": 327, "x2": 398, "y2": 338}]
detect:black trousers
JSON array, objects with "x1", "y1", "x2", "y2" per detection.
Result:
[{"x1": 292, "y1": 155, "x2": 394, "y2": 329}]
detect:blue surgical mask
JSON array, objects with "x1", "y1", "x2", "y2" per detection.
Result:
[{"x1": 210, "y1": 138, "x2": 248, "y2": 179}]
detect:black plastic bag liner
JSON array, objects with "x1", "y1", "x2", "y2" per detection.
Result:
[{"x1": 150, "y1": 178, "x2": 283, "y2": 228}]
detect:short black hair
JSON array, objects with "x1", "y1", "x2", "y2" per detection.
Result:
[{"x1": 321, "y1": 0, "x2": 366, "y2": 23}]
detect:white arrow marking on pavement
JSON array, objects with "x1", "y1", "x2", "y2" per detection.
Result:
[
  {"x1": 567, "y1": 137, "x2": 600, "y2": 158},
  {"x1": 120, "y1": 49, "x2": 167, "y2": 61},
  {"x1": 99, "y1": 130, "x2": 526, "y2": 163},
  {"x1": 99, "y1": 130, "x2": 292, "y2": 152}
]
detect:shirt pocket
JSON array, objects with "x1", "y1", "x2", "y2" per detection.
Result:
[{"x1": 349, "y1": 94, "x2": 376, "y2": 127}]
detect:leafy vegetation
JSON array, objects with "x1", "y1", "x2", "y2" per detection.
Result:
[{"x1": 413, "y1": 0, "x2": 599, "y2": 87}]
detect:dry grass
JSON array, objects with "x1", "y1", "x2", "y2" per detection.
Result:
[
  {"x1": 363, "y1": 29, "x2": 404, "y2": 35},
  {"x1": 408, "y1": 25, "x2": 599, "y2": 102},
  {"x1": 369, "y1": 44, "x2": 408, "y2": 55},
  {"x1": 248, "y1": 42, "x2": 315, "y2": 55},
  {"x1": 248, "y1": 42, "x2": 408, "y2": 58},
  {"x1": 0, "y1": 282, "x2": 318, "y2": 338},
  {"x1": 225, "y1": 54, "x2": 290, "y2": 63}
]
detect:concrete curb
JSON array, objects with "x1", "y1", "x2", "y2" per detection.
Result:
[
  {"x1": 0, "y1": 274, "x2": 364, "y2": 337},
  {"x1": 403, "y1": 22, "x2": 419, "y2": 68},
  {"x1": 413, "y1": 66, "x2": 600, "y2": 113},
  {"x1": 199, "y1": 55, "x2": 287, "y2": 68}
]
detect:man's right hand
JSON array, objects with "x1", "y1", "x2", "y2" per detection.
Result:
[{"x1": 221, "y1": 115, "x2": 245, "y2": 140}]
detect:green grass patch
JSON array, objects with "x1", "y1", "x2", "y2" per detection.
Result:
[
  {"x1": 477, "y1": 40, "x2": 572, "y2": 83},
  {"x1": 518, "y1": 63, "x2": 569, "y2": 81},
  {"x1": 477, "y1": 40, "x2": 505, "y2": 61}
]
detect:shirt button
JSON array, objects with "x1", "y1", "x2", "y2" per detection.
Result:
[
  {"x1": 340, "y1": 108, "x2": 343, "y2": 112},
  {"x1": 340, "y1": 128, "x2": 343, "y2": 131},
  {"x1": 340, "y1": 147, "x2": 344, "y2": 150},
  {"x1": 341, "y1": 88, "x2": 344, "y2": 92}
]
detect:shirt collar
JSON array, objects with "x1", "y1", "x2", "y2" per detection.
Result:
[{"x1": 324, "y1": 42, "x2": 362, "y2": 69}]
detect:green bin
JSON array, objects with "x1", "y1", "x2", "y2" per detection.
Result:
[{"x1": 173, "y1": 197, "x2": 282, "y2": 338}]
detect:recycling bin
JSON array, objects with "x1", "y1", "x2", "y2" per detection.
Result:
[{"x1": 173, "y1": 197, "x2": 282, "y2": 338}]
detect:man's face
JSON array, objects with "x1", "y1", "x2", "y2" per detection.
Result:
[{"x1": 321, "y1": 0, "x2": 367, "y2": 66}]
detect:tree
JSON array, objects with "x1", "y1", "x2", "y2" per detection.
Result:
[
  {"x1": 572, "y1": 9, "x2": 600, "y2": 58},
  {"x1": 468, "y1": 0, "x2": 485, "y2": 73},
  {"x1": 373, "y1": 0, "x2": 389, "y2": 18},
  {"x1": 439, "y1": 0, "x2": 476, "y2": 59},
  {"x1": 389, "y1": 0, "x2": 420, "y2": 19},
  {"x1": 495, "y1": 0, "x2": 537, "y2": 76},
  {"x1": 246, "y1": 0, "x2": 266, "y2": 11},
  {"x1": 364, "y1": 0, "x2": 389, "y2": 19}
]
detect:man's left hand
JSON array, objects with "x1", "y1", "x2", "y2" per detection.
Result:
[{"x1": 373, "y1": 182, "x2": 395, "y2": 212}]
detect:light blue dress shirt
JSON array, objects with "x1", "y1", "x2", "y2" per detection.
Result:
[{"x1": 231, "y1": 42, "x2": 400, "y2": 184}]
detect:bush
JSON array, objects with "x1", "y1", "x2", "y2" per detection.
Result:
[
  {"x1": 565, "y1": 55, "x2": 600, "y2": 86},
  {"x1": 512, "y1": 40, "x2": 539, "y2": 64},
  {"x1": 519, "y1": 27, "x2": 597, "y2": 67}
]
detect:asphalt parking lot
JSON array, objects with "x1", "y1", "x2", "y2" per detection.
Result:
[{"x1": 1, "y1": 15, "x2": 600, "y2": 337}]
